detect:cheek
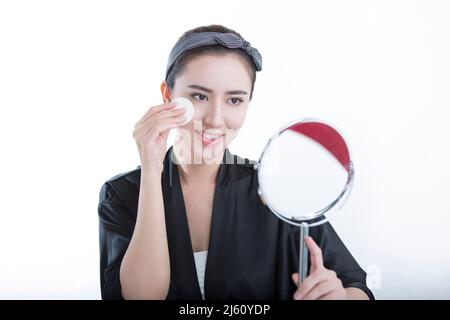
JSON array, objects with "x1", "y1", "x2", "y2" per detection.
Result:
[{"x1": 224, "y1": 108, "x2": 248, "y2": 129}]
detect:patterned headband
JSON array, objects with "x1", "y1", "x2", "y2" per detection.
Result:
[{"x1": 165, "y1": 31, "x2": 262, "y2": 79}]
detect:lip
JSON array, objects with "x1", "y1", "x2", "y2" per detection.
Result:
[
  {"x1": 195, "y1": 130, "x2": 225, "y2": 137},
  {"x1": 195, "y1": 130, "x2": 225, "y2": 146},
  {"x1": 196, "y1": 130, "x2": 224, "y2": 136}
]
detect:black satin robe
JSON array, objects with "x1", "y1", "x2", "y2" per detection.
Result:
[{"x1": 98, "y1": 146, "x2": 374, "y2": 300}]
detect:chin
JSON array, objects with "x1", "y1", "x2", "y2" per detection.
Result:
[{"x1": 192, "y1": 146, "x2": 222, "y2": 165}]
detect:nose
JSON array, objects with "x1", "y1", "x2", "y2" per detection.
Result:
[{"x1": 203, "y1": 99, "x2": 225, "y2": 128}]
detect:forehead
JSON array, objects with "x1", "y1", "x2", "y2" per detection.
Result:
[{"x1": 175, "y1": 53, "x2": 252, "y2": 92}]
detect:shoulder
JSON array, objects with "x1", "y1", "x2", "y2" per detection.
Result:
[{"x1": 98, "y1": 166, "x2": 142, "y2": 211}]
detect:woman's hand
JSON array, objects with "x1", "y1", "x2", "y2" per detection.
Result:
[
  {"x1": 291, "y1": 236, "x2": 347, "y2": 300},
  {"x1": 132, "y1": 101, "x2": 186, "y2": 175}
]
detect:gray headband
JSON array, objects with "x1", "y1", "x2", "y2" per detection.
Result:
[{"x1": 165, "y1": 32, "x2": 262, "y2": 80}]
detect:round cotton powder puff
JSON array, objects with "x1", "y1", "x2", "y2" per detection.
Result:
[{"x1": 172, "y1": 97, "x2": 194, "y2": 125}]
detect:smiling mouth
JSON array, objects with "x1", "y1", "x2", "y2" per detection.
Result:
[{"x1": 195, "y1": 130, "x2": 225, "y2": 144}]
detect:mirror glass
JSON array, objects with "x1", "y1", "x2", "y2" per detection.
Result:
[{"x1": 257, "y1": 119, "x2": 354, "y2": 226}]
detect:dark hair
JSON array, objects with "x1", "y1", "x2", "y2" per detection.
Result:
[{"x1": 165, "y1": 24, "x2": 258, "y2": 100}]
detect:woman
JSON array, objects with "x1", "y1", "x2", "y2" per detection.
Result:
[{"x1": 98, "y1": 24, "x2": 374, "y2": 300}]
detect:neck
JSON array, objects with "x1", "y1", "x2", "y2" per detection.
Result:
[{"x1": 173, "y1": 145, "x2": 225, "y2": 185}]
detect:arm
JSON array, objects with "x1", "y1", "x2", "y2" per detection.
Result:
[
  {"x1": 119, "y1": 99, "x2": 186, "y2": 299},
  {"x1": 119, "y1": 170, "x2": 171, "y2": 299},
  {"x1": 100, "y1": 100, "x2": 184, "y2": 299}
]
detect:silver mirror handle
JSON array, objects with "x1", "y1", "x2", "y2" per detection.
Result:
[{"x1": 299, "y1": 222, "x2": 309, "y2": 285}]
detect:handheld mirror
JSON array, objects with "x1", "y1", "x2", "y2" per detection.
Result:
[{"x1": 254, "y1": 119, "x2": 354, "y2": 284}]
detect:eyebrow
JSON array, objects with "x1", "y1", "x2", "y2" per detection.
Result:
[{"x1": 187, "y1": 84, "x2": 248, "y2": 95}]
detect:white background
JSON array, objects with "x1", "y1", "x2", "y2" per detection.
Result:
[{"x1": 0, "y1": 0, "x2": 449, "y2": 299}]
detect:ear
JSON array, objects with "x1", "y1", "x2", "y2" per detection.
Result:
[{"x1": 160, "y1": 81, "x2": 172, "y2": 103}]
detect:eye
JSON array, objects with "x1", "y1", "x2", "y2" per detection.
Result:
[
  {"x1": 191, "y1": 93, "x2": 208, "y2": 102},
  {"x1": 228, "y1": 97, "x2": 244, "y2": 106}
]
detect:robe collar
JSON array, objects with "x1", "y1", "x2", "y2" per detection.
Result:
[
  {"x1": 161, "y1": 145, "x2": 238, "y2": 299},
  {"x1": 166, "y1": 145, "x2": 235, "y2": 189}
]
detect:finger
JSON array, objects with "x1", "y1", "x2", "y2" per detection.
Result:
[
  {"x1": 147, "y1": 122, "x2": 181, "y2": 140},
  {"x1": 144, "y1": 114, "x2": 187, "y2": 132},
  {"x1": 321, "y1": 292, "x2": 338, "y2": 300},
  {"x1": 141, "y1": 101, "x2": 178, "y2": 125},
  {"x1": 291, "y1": 273, "x2": 299, "y2": 287},
  {"x1": 295, "y1": 270, "x2": 327, "y2": 299},
  {"x1": 305, "y1": 236, "x2": 324, "y2": 272},
  {"x1": 142, "y1": 107, "x2": 186, "y2": 127},
  {"x1": 146, "y1": 117, "x2": 185, "y2": 139},
  {"x1": 302, "y1": 281, "x2": 334, "y2": 300},
  {"x1": 133, "y1": 113, "x2": 183, "y2": 137},
  {"x1": 321, "y1": 286, "x2": 347, "y2": 300},
  {"x1": 293, "y1": 287, "x2": 302, "y2": 300},
  {"x1": 321, "y1": 290, "x2": 347, "y2": 300},
  {"x1": 135, "y1": 101, "x2": 178, "y2": 127}
]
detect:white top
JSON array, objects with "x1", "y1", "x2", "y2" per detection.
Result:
[{"x1": 193, "y1": 250, "x2": 208, "y2": 300}]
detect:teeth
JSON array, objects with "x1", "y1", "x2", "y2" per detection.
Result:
[
  {"x1": 202, "y1": 132, "x2": 220, "y2": 140},
  {"x1": 203, "y1": 133, "x2": 218, "y2": 140}
]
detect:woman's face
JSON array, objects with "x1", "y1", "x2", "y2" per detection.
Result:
[{"x1": 166, "y1": 53, "x2": 253, "y2": 164}]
